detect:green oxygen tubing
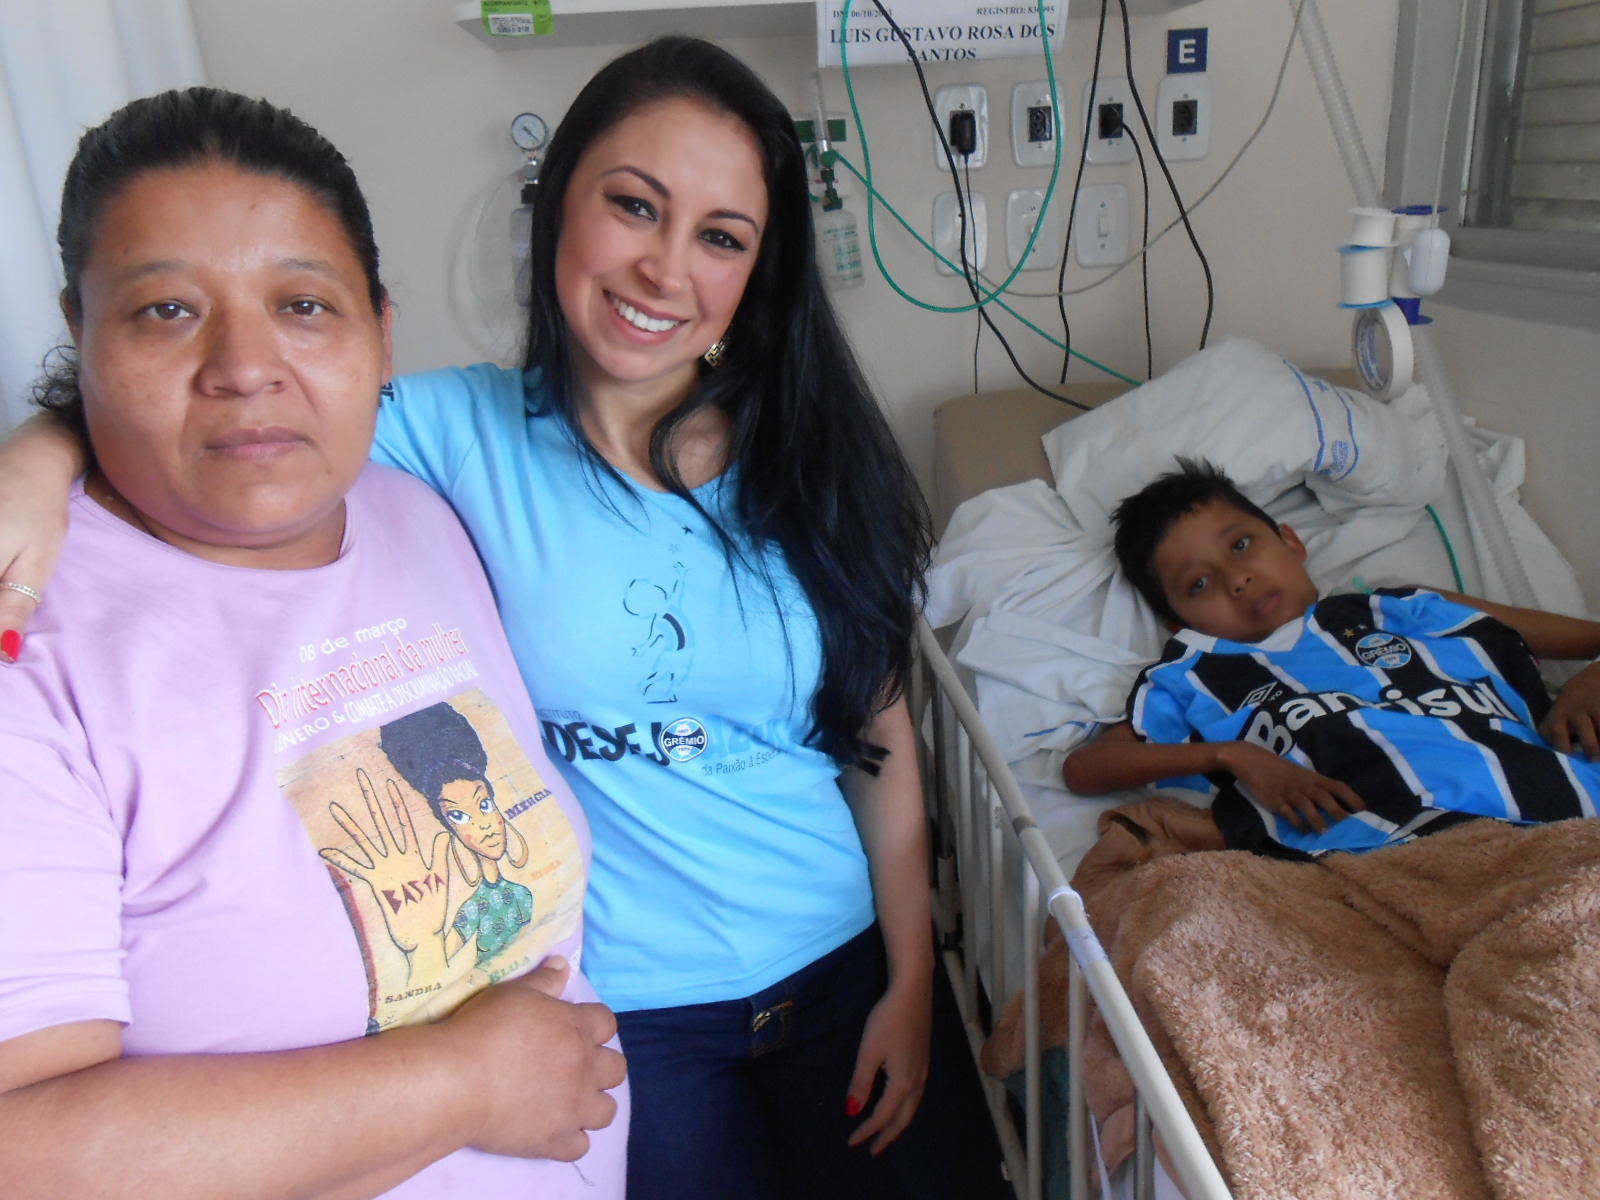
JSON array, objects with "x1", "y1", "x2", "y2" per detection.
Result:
[{"x1": 827, "y1": 0, "x2": 1140, "y2": 385}]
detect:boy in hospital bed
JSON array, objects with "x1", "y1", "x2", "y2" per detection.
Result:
[{"x1": 1063, "y1": 457, "x2": 1600, "y2": 857}]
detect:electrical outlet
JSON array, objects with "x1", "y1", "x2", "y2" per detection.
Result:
[
  {"x1": 932, "y1": 84, "x2": 988, "y2": 171},
  {"x1": 1010, "y1": 80, "x2": 1063, "y2": 169},
  {"x1": 1081, "y1": 77, "x2": 1133, "y2": 165},
  {"x1": 933, "y1": 190, "x2": 988, "y2": 276},
  {"x1": 1005, "y1": 188, "x2": 1061, "y2": 272},
  {"x1": 1156, "y1": 73, "x2": 1211, "y2": 161},
  {"x1": 1075, "y1": 183, "x2": 1129, "y2": 267}
]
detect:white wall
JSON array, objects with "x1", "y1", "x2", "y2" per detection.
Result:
[{"x1": 188, "y1": 0, "x2": 1398, "y2": 498}]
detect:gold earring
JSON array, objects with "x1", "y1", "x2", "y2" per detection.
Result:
[
  {"x1": 450, "y1": 839, "x2": 483, "y2": 887},
  {"x1": 504, "y1": 821, "x2": 530, "y2": 869},
  {"x1": 702, "y1": 339, "x2": 727, "y2": 369}
]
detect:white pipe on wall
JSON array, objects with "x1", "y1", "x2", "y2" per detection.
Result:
[{"x1": 1293, "y1": 0, "x2": 1540, "y2": 608}]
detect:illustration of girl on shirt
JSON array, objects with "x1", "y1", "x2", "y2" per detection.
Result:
[{"x1": 320, "y1": 702, "x2": 534, "y2": 977}]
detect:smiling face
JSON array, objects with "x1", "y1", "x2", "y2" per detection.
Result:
[
  {"x1": 437, "y1": 777, "x2": 507, "y2": 861},
  {"x1": 71, "y1": 161, "x2": 392, "y2": 570},
  {"x1": 1151, "y1": 499, "x2": 1321, "y2": 643},
  {"x1": 554, "y1": 96, "x2": 768, "y2": 406}
]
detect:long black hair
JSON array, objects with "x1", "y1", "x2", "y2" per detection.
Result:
[
  {"x1": 34, "y1": 87, "x2": 384, "y2": 443},
  {"x1": 523, "y1": 37, "x2": 930, "y2": 770}
]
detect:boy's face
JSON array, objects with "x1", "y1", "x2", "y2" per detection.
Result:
[{"x1": 1151, "y1": 499, "x2": 1320, "y2": 643}]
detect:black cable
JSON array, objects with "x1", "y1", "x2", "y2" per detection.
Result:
[
  {"x1": 1126, "y1": 126, "x2": 1153, "y2": 380},
  {"x1": 973, "y1": 311, "x2": 981, "y2": 393},
  {"x1": 965, "y1": 157, "x2": 980, "y2": 393},
  {"x1": 1115, "y1": 0, "x2": 1214, "y2": 350},
  {"x1": 1056, "y1": 0, "x2": 1112, "y2": 384},
  {"x1": 870, "y1": 0, "x2": 1091, "y2": 409}
]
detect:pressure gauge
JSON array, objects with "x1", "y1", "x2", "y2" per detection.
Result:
[{"x1": 511, "y1": 112, "x2": 549, "y2": 153}]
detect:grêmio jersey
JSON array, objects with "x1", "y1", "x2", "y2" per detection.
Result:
[{"x1": 1127, "y1": 587, "x2": 1600, "y2": 857}]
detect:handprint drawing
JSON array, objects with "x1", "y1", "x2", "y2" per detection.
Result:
[{"x1": 319, "y1": 703, "x2": 534, "y2": 977}]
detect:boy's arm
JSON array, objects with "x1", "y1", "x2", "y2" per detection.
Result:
[
  {"x1": 1063, "y1": 721, "x2": 1228, "y2": 794},
  {"x1": 1436, "y1": 590, "x2": 1600, "y2": 756},
  {"x1": 1437, "y1": 590, "x2": 1600, "y2": 660},
  {"x1": 1063, "y1": 721, "x2": 1365, "y2": 832}
]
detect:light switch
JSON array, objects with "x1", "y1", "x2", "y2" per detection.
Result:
[
  {"x1": 1076, "y1": 183, "x2": 1129, "y2": 268},
  {"x1": 1005, "y1": 188, "x2": 1061, "y2": 271}
]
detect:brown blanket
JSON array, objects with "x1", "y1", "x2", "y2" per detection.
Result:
[{"x1": 982, "y1": 799, "x2": 1600, "y2": 1199}]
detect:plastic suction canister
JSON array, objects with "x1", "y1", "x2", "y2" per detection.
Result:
[
  {"x1": 810, "y1": 73, "x2": 863, "y2": 290},
  {"x1": 816, "y1": 187, "x2": 864, "y2": 290}
]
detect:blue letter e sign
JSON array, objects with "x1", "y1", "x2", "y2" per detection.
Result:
[{"x1": 1167, "y1": 28, "x2": 1207, "y2": 74}]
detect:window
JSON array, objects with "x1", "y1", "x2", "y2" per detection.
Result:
[
  {"x1": 1388, "y1": 0, "x2": 1600, "y2": 326},
  {"x1": 1468, "y1": 0, "x2": 1600, "y2": 235}
]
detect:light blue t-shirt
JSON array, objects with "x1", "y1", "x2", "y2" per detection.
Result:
[{"x1": 374, "y1": 364, "x2": 876, "y2": 1010}]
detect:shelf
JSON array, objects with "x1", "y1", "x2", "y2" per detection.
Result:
[
  {"x1": 454, "y1": 1, "x2": 811, "y2": 46},
  {"x1": 453, "y1": 0, "x2": 1201, "y2": 49}
]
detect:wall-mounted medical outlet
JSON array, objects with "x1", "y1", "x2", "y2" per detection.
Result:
[
  {"x1": 794, "y1": 111, "x2": 856, "y2": 205},
  {"x1": 1011, "y1": 80, "x2": 1063, "y2": 169},
  {"x1": 932, "y1": 84, "x2": 989, "y2": 171},
  {"x1": 1005, "y1": 188, "x2": 1061, "y2": 272},
  {"x1": 1155, "y1": 72, "x2": 1211, "y2": 161},
  {"x1": 1081, "y1": 77, "x2": 1134, "y2": 165},
  {"x1": 1074, "y1": 182, "x2": 1129, "y2": 268},
  {"x1": 933, "y1": 190, "x2": 988, "y2": 276}
]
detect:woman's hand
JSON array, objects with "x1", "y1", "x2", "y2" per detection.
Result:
[
  {"x1": 845, "y1": 973, "x2": 931, "y2": 1154},
  {"x1": 1220, "y1": 741, "x2": 1366, "y2": 832},
  {"x1": 0, "y1": 414, "x2": 85, "y2": 662},
  {"x1": 1544, "y1": 663, "x2": 1600, "y2": 759},
  {"x1": 441, "y1": 957, "x2": 627, "y2": 1162}
]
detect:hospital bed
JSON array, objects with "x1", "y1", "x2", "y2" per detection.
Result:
[{"x1": 913, "y1": 338, "x2": 1594, "y2": 1200}]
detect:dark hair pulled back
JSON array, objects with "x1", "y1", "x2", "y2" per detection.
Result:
[{"x1": 34, "y1": 86, "x2": 383, "y2": 441}]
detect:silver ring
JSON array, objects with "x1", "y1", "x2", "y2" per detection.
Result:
[{"x1": 2, "y1": 581, "x2": 42, "y2": 603}]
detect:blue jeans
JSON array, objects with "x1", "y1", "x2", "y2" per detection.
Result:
[{"x1": 615, "y1": 924, "x2": 1007, "y2": 1200}]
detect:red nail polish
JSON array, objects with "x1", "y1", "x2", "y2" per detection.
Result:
[
  {"x1": 0, "y1": 630, "x2": 19, "y2": 662},
  {"x1": 845, "y1": 1097, "x2": 862, "y2": 1117}
]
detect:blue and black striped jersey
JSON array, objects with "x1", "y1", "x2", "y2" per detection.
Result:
[{"x1": 1128, "y1": 587, "x2": 1600, "y2": 856}]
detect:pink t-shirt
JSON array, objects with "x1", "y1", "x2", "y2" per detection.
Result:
[{"x1": 0, "y1": 466, "x2": 626, "y2": 1198}]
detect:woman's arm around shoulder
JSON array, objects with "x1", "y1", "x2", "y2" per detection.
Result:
[
  {"x1": 0, "y1": 414, "x2": 85, "y2": 658},
  {"x1": 372, "y1": 364, "x2": 533, "y2": 496}
]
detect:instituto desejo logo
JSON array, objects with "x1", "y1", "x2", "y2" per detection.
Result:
[
  {"x1": 658, "y1": 717, "x2": 709, "y2": 763},
  {"x1": 1355, "y1": 632, "x2": 1412, "y2": 669}
]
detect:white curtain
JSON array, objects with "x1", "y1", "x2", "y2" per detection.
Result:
[{"x1": 0, "y1": 0, "x2": 204, "y2": 430}]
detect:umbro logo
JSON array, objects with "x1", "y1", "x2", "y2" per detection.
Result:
[{"x1": 1243, "y1": 682, "x2": 1284, "y2": 709}]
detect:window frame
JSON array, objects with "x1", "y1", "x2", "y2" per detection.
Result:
[{"x1": 1386, "y1": 0, "x2": 1600, "y2": 329}]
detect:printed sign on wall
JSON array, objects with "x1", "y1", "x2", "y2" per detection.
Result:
[{"x1": 817, "y1": 1, "x2": 1066, "y2": 67}]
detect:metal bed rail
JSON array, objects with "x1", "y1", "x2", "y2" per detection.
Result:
[{"x1": 912, "y1": 618, "x2": 1231, "y2": 1200}]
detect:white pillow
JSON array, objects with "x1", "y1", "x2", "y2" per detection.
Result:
[{"x1": 1041, "y1": 337, "x2": 1446, "y2": 544}]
